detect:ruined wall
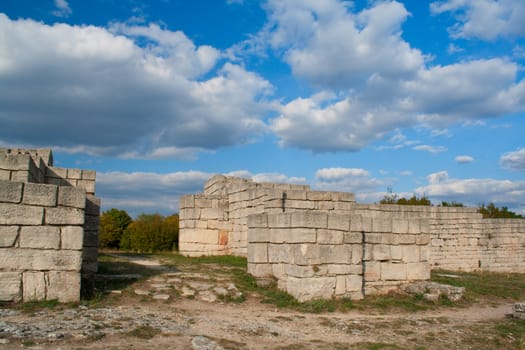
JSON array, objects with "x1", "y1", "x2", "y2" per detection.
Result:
[
  {"x1": 179, "y1": 175, "x2": 355, "y2": 257},
  {"x1": 0, "y1": 148, "x2": 100, "y2": 302},
  {"x1": 247, "y1": 209, "x2": 430, "y2": 302}
]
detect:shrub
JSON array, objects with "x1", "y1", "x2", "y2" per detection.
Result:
[
  {"x1": 99, "y1": 208, "x2": 132, "y2": 249},
  {"x1": 478, "y1": 203, "x2": 523, "y2": 219},
  {"x1": 120, "y1": 213, "x2": 179, "y2": 252}
]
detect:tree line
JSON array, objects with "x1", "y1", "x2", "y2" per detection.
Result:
[{"x1": 99, "y1": 208, "x2": 179, "y2": 252}]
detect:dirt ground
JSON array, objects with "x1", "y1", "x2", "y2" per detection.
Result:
[{"x1": 1, "y1": 254, "x2": 524, "y2": 350}]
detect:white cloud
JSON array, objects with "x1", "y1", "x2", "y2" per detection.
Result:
[
  {"x1": 413, "y1": 145, "x2": 447, "y2": 153},
  {"x1": 416, "y1": 171, "x2": 525, "y2": 210},
  {"x1": 430, "y1": 0, "x2": 525, "y2": 40},
  {"x1": 0, "y1": 15, "x2": 272, "y2": 158},
  {"x1": 226, "y1": 170, "x2": 306, "y2": 184},
  {"x1": 455, "y1": 155, "x2": 474, "y2": 163},
  {"x1": 260, "y1": 2, "x2": 525, "y2": 152},
  {"x1": 52, "y1": 0, "x2": 72, "y2": 18},
  {"x1": 314, "y1": 167, "x2": 383, "y2": 201},
  {"x1": 500, "y1": 148, "x2": 525, "y2": 170}
]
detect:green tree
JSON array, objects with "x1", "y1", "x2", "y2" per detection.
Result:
[
  {"x1": 380, "y1": 194, "x2": 431, "y2": 206},
  {"x1": 120, "y1": 213, "x2": 179, "y2": 252},
  {"x1": 99, "y1": 208, "x2": 132, "y2": 249},
  {"x1": 441, "y1": 201, "x2": 464, "y2": 207},
  {"x1": 478, "y1": 203, "x2": 523, "y2": 219}
]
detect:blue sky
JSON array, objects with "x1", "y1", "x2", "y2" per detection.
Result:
[{"x1": 1, "y1": 0, "x2": 524, "y2": 217}]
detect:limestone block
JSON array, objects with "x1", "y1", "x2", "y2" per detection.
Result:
[
  {"x1": 179, "y1": 229, "x2": 219, "y2": 244},
  {"x1": 270, "y1": 228, "x2": 316, "y2": 243},
  {"x1": 307, "y1": 191, "x2": 333, "y2": 201},
  {"x1": 0, "y1": 226, "x2": 18, "y2": 247},
  {"x1": 0, "y1": 272, "x2": 21, "y2": 302},
  {"x1": 248, "y1": 228, "x2": 270, "y2": 243},
  {"x1": 179, "y1": 195, "x2": 195, "y2": 209},
  {"x1": 334, "y1": 202, "x2": 353, "y2": 211},
  {"x1": 364, "y1": 261, "x2": 380, "y2": 281},
  {"x1": 22, "y1": 183, "x2": 57, "y2": 207},
  {"x1": 0, "y1": 154, "x2": 30, "y2": 171},
  {"x1": 283, "y1": 276, "x2": 336, "y2": 302},
  {"x1": 402, "y1": 246, "x2": 420, "y2": 263},
  {"x1": 390, "y1": 245, "x2": 403, "y2": 261},
  {"x1": 285, "y1": 200, "x2": 315, "y2": 210},
  {"x1": 408, "y1": 219, "x2": 421, "y2": 234},
  {"x1": 286, "y1": 264, "x2": 315, "y2": 278},
  {"x1": 268, "y1": 244, "x2": 290, "y2": 263},
  {"x1": 66, "y1": 168, "x2": 82, "y2": 180},
  {"x1": 20, "y1": 226, "x2": 60, "y2": 249},
  {"x1": 392, "y1": 218, "x2": 409, "y2": 234},
  {"x1": 22, "y1": 272, "x2": 46, "y2": 301},
  {"x1": 338, "y1": 192, "x2": 356, "y2": 202},
  {"x1": 247, "y1": 263, "x2": 273, "y2": 277},
  {"x1": 373, "y1": 244, "x2": 391, "y2": 261},
  {"x1": 335, "y1": 275, "x2": 346, "y2": 295},
  {"x1": 318, "y1": 201, "x2": 335, "y2": 210},
  {"x1": 45, "y1": 207, "x2": 84, "y2": 225},
  {"x1": 381, "y1": 262, "x2": 407, "y2": 281},
  {"x1": 344, "y1": 232, "x2": 362, "y2": 244},
  {"x1": 285, "y1": 190, "x2": 307, "y2": 200},
  {"x1": 372, "y1": 218, "x2": 392, "y2": 233},
  {"x1": 81, "y1": 169, "x2": 96, "y2": 181},
  {"x1": 0, "y1": 180, "x2": 23, "y2": 203},
  {"x1": 291, "y1": 212, "x2": 328, "y2": 228},
  {"x1": 272, "y1": 264, "x2": 286, "y2": 279},
  {"x1": 248, "y1": 243, "x2": 268, "y2": 263},
  {"x1": 406, "y1": 262, "x2": 430, "y2": 280},
  {"x1": 76, "y1": 180, "x2": 95, "y2": 194},
  {"x1": 352, "y1": 245, "x2": 363, "y2": 265},
  {"x1": 180, "y1": 208, "x2": 201, "y2": 220},
  {"x1": 317, "y1": 229, "x2": 344, "y2": 244},
  {"x1": 46, "y1": 166, "x2": 67, "y2": 179},
  {"x1": 267, "y1": 213, "x2": 292, "y2": 228},
  {"x1": 350, "y1": 215, "x2": 372, "y2": 232},
  {"x1": 327, "y1": 264, "x2": 362, "y2": 275},
  {"x1": 0, "y1": 203, "x2": 43, "y2": 225},
  {"x1": 396, "y1": 234, "x2": 416, "y2": 244},
  {"x1": 0, "y1": 170, "x2": 10, "y2": 180},
  {"x1": 0, "y1": 248, "x2": 82, "y2": 271},
  {"x1": 195, "y1": 220, "x2": 208, "y2": 229},
  {"x1": 328, "y1": 215, "x2": 350, "y2": 231},
  {"x1": 416, "y1": 233, "x2": 431, "y2": 245},
  {"x1": 46, "y1": 271, "x2": 80, "y2": 302},
  {"x1": 61, "y1": 226, "x2": 84, "y2": 250},
  {"x1": 58, "y1": 186, "x2": 86, "y2": 209},
  {"x1": 247, "y1": 214, "x2": 268, "y2": 228},
  {"x1": 419, "y1": 246, "x2": 430, "y2": 262}
]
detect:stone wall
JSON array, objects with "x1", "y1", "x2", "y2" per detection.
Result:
[
  {"x1": 247, "y1": 209, "x2": 430, "y2": 302},
  {"x1": 179, "y1": 175, "x2": 355, "y2": 257},
  {"x1": 0, "y1": 148, "x2": 100, "y2": 303}
]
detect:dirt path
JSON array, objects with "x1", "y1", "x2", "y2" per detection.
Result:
[{"x1": 0, "y1": 255, "x2": 522, "y2": 350}]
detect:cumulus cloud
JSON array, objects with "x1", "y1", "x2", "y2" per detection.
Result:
[
  {"x1": 416, "y1": 171, "x2": 525, "y2": 210},
  {"x1": 52, "y1": 0, "x2": 72, "y2": 18},
  {"x1": 455, "y1": 155, "x2": 474, "y2": 164},
  {"x1": 314, "y1": 167, "x2": 384, "y2": 202},
  {"x1": 0, "y1": 15, "x2": 272, "y2": 158},
  {"x1": 226, "y1": 170, "x2": 306, "y2": 184},
  {"x1": 261, "y1": 1, "x2": 525, "y2": 152},
  {"x1": 430, "y1": 0, "x2": 525, "y2": 40},
  {"x1": 413, "y1": 145, "x2": 447, "y2": 153},
  {"x1": 500, "y1": 148, "x2": 525, "y2": 170}
]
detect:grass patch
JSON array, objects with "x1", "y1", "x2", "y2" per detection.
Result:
[
  {"x1": 126, "y1": 325, "x2": 160, "y2": 339},
  {"x1": 17, "y1": 299, "x2": 62, "y2": 314}
]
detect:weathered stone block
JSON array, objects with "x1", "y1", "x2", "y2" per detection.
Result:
[
  {"x1": 291, "y1": 212, "x2": 327, "y2": 228},
  {"x1": 267, "y1": 213, "x2": 292, "y2": 228},
  {"x1": 307, "y1": 191, "x2": 333, "y2": 201},
  {"x1": 268, "y1": 244, "x2": 290, "y2": 263},
  {"x1": 283, "y1": 276, "x2": 336, "y2": 302},
  {"x1": 76, "y1": 180, "x2": 95, "y2": 194},
  {"x1": 248, "y1": 228, "x2": 270, "y2": 243},
  {"x1": 364, "y1": 261, "x2": 380, "y2": 281},
  {"x1": 392, "y1": 218, "x2": 409, "y2": 234},
  {"x1": 180, "y1": 208, "x2": 201, "y2": 220},
  {"x1": 23, "y1": 272, "x2": 46, "y2": 301},
  {"x1": 58, "y1": 186, "x2": 86, "y2": 209},
  {"x1": 327, "y1": 215, "x2": 350, "y2": 231},
  {"x1": 20, "y1": 226, "x2": 60, "y2": 249},
  {"x1": 61, "y1": 226, "x2": 84, "y2": 250},
  {"x1": 326, "y1": 264, "x2": 362, "y2": 275},
  {"x1": 21, "y1": 183, "x2": 57, "y2": 206},
  {"x1": 46, "y1": 271, "x2": 80, "y2": 302},
  {"x1": 317, "y1": 229, "x2": 344, "y2": 244},
  {"x1": 179, "y1": 195, "x2": 195, "y2": 209},
  {"x1": 179, "y1": 229, "x2": 219, "y2": 244},
  {"x1": 0, "y1": 180, "x2": 23, "y2": 203},
  {"x1": 67, "y1": 168, "x2": 82, "y2": 180},
  {"x1": 402, "y1": 246, "x2": 420, "y2": 263},
  {"x1": 345, "y1": 274, "x2": 363, "y2": 292},
  {"x1": 0, "y1": 226, "x2": 18, "y2": 247},
  {"x1": 0, "y1": 248, "x2": 82, "y2": 271},
  {"x1": 247, "y1": 263, "x2": 273, "y2": 277},
  {"x1": 46, "y1": 166, "x2": 67, "y2": 179},
  {"x1": 0, "y1": 272, "x2": 21, "y2": 302},
  {"x1": 390, "y1": 245, "x2": 403, "y2": 261},
  {"x1": 372, "y1": 218, "x2": 392, "y2": 233},
  {"x1": 247, "y1": 214, "x2": 268, "y2": 228},
  {"x1": 0, "y1": 203, "x2": 43, "y2": 225},
  {"x1": 406, "y1": 262, "x2": 430, "y2": 280},
  {"x1": 0, "y1": 170, "x2": 10, "y2": 180},
  {"x1": 201, "y1": 208, "x2": 222, "y2": 220},
  {"x1": 45, "y1": 207, "x2": 84, "y2": 225},
  {"x1": 286, "y1": 264, "x2": 315, "y2": 278},
  {"x1": 270, "y1": 228, "x2": 316, "y2": 243},
  {"x1": 0, "y1": 154, "x2": 30, "y2": 171},
  {"x1": 344, "y1": 232, "x2": 362, "y2": 244},
  {"x1": 248, "y1": 243, "x2": 268, "y2": 263},
  {"x1": 381, "y1": 262, "x2": 407, "y2": 280},
  {"x1": 373, "y1": 244, "x2": 390, "y2": 261},
  {"x1": 81, "y1": 169, "x2": 96, "y2": 181}
]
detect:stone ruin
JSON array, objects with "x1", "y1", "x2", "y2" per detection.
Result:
[
  {"x1": 180, "y1": 175, "x2": 525, "y2": 302},
  {"x1": 0, "y1": 148, "x2": 100, "y2": 303}
]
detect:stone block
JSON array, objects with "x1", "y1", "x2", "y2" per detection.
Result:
[
  {"x1": 285, "y1": 200, "x2": 315, "y2": 210},
  {"x1": 317, "y1": 229, "x2": 344, "y2": 244},
  {"x1": 268, "y1": 213, "x2": 292, "y2": 228},
  {"x1": 408, "y1": 219, "x2": 421, "y2": 234},
  {"x1": 201, "y1": 208, "x2": 223, "y2": 220},
  {"x1": 248, "y1": 228, "x2": 270, "y2": 243},
  {"x1": 0, "y1": 248, "x2": 82, "y2": 271},
  {"x1": 364, "y1": 261, "x2": 380, "y2": 281},
  {"x1": 179, "y1": 195, "x2": 195, "y2": 209},
  {"x1": 268, "y1": 244, "x2": 290, "y2": 263},
  {"x1": 0, "y1": 226, "x2": 18, "y2": 247},
  {"x1": 179, "y1": 229, "x2": 219, "y2": 244},
  {"x1": 270, "y1": 228, "x2": 316, "y2": 243},
  {"x1": 372, "y1": 218, "x2": 392, "y2": 233},
  {"x1": 20, "y1": 226, "x2": 60, "y2": 249},
  {"x1": 23, "y1": 272, "x2": 46, "y2": 301},
  {"x1": 326, "y1": 264, "x2": 362, "y2": 275},
  {"x1": 291, "y1": 212, "x2": 328, "y2": 228},
  {"x1": 344, "y1": 232, "x2": 362, "y2": 244},
  {"x1": 0, "y1": 154, "x2": 30, "y2": 171},
  {"x1": 318, "y1": 201, "x2": 335, "y2": 210},
  {"x1": 286, "y1": 264, "x2": 315, "y2": 278},
  {"x1": 373, "y1": 244, "x2": 390, "y2": 261},
  {"x1": 0, "y1": 170, "x2": 10, "y2": 180},
  {"x1": 46, "y1": 166, "x2": 67, "y2": 179},
  {"x1": 248, "y1": 243, "x2": 268, "y2": 263},
  {"x1": 58, "y1": 186, "x2": 86, "y2": 209},
  {"x1": 247, "y1": 214, "x2": 268, "y2": 228},
  {"x1": 61, "y1": 226, "x2": 84, "y2": 250},
  {"x1": 351, "y1": 245, "x2": 363, "y2": 264},
  {"x1": 76, "y1": 180, "x2": 95, "y2": 194},
  {"x1": 328, "y1": 215, "x2": 350, "y2": 231},
  {"x1": 22, "y1": 183, "x2": 57, "y2": 207},
  {"x1": 181, "y1": 208, "x2": 201, "y2": 220},
  {"x1": 392, "y1": 218, "x2": 409, "y2": 234},
  {"x1": 390, "y1": 245, "x2": 403, "y2": 261},
  {"x1": 416, "y1": 233, "x2": 431, "y2": 245},
  {"x1": 402, "y1": 246, "x2": 420, "y2": 263},
  {"x1": 283, "y1": 276, "x2": 336, "y2": 302},
  {"x1": 307, "y1": 191, "x2": 333, "y2": 201},
  {"x1": 247, "y1": 263, "x2": 273, "y2": 277},
  {"x1": 381, "y1": 262, "x2": 407, "y2": 281},
  {"x1": 0, "y1": 272, "x2": 21, "y2": 302},
  {"x1": 81, "y1": 169, "x2": 96, "y2": 181},
  {"x1": 406, "y1": 262, "x2": 430, "y2": 280},
  {"x1": 0, "y1": 203, "x2": 43, "y2": 225},
  {"x1": 67, "y1": 168, "x2": 82, "y2": 180},
  {"x1": 0, "y1": 180, "x2": 23, "y2": 203},
  {"x1": 45, "y1": 207, "x2": 84, "y2": 225},
  {"x1": 46, "y1": 271, "x2": 80, "y2": 302}
]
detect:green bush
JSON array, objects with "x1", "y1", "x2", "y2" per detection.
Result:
[
  {"x1": 99, "y1": 208, "x2": 132, "y2": 249},
  {"x1": 120, "y1": 213, "x2": 179, "y2": 252},
  {"x1": 478, "y1": 203, "x2": 523, "y2": 219}
]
